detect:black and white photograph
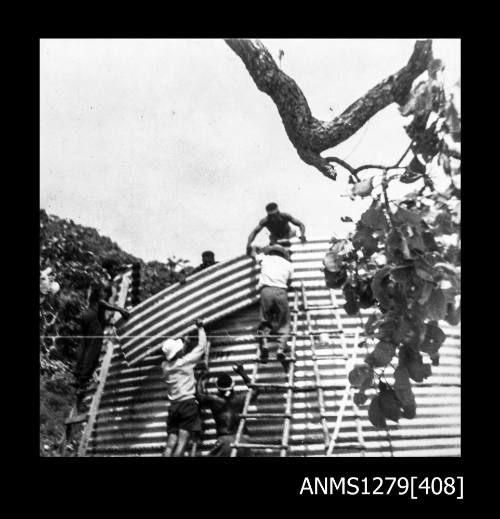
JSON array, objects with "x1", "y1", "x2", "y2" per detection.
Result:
[{"x1": 39, "y1": 38, "x2": 461, "y2": 463}]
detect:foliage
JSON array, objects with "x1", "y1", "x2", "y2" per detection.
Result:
[
  {"x1": 40, "y1": 210, "x2": 192, "y2": 453},
  {"x1": 330, "y1": 61, "x2": 461, "y2": 428}
]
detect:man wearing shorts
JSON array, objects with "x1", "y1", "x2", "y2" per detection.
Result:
[
  {"x1": 196, "y1": 363, "x2": 259, "y2": 456},
  {"x1": 161, "y1": 319, "x2": 207, "y2": 457}
]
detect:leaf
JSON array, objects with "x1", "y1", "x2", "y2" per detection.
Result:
[
  {"x1": 352, "y1": 176, "x2": 374, "y2": 197},
  {"x1": 371, "y1": 266, "x2": 392, "y2": 310},
  {"x1": 415, "y1": 268, "x2": 433, "y2": 282},
  {"x1": 379, "y1": 382, "x2": 402, "y2": 423},
  {"x1": 428, "y1": 58, "x2": 444, "y2": 78},
  {"x1": 352, "y1": 224, "x2": 378, "y2": 257},
  {"x1": 445, "y1": 302, "x2": 461, "y2": 325},
  {"x1": 361, "y1": 202, "x2": 389, "y2": 231},
  {"x1": 357, "y1": 279, "x2": 376, "y2": 308},
  {"x1": 426, "y1": 288, "x2": 447, "y2": 321},
  {"x1": 422, "y1": 231, "x2": 439, "y2": 251},
  {"x1": 323, "y1": 250, "x2": 343, "y2": 272},
  {"x1": 420, "y1": 321, "x2": 446, "y2": 355},
  {"x1": 394, "y1": 319, "x2": 412, "y2": 344},
  {"x1": 408, "y1": 155, "x2": 426, "y2": 175},
  {"x1": 445, "y1": 97, "x2": 461, "y2": 136},
  {"x1": 394, "y1": 207, "x2": 422, "y2": 227},
  {"x1": 365, "y1": 341, "x2": 396, "y2": 368},
  {"x1": 434, "y1": 262, "x2": 460, "y2": 276},
  {"x1": 408, "y1": 230, "x2": 425, "y2": 252},
  {"x1": 402, "y1": 348, "x2": 430, "y2": 383},
  {"x1": 348, "y1": 363, "x2": 373, "y2": 388},
  {"x1": 343, "y1": 284, "x2": 359, "y2": 316},
  {"x1": 364, "y1": 313, "x2": 380, "y2": 336},
  {"x1": 418, "y1": 281, "x2": 434, "y2": 305},
  {"x1": 393, "y1": 366, "x2": 417, "y2": 419},
  {"x1": 430, "y1": 352, "x2": 440, "y2": 366},
  {"x1": 392, "y1": 265, "x2": 415, "y2": 287},
  {"x1": 387, "y1": 229, "x2": 412, "y2": 260},
  {"x1": 368, "y1": 395, "x2": 387, "y2": 429},
  {"x1": 400, "y1": 168, "x2": 423, "y2": 184},
  {"x1": 324, "y1": 268, "x2": 347, "y2": 289},
  {"x1": 353, "y1": 391, "x2": 369, "y2": 407}
]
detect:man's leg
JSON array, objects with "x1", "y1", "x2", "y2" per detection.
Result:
[
  {"x1": 275, "y1": 289, "x2": 291, "y2": 361},
  {"x1": 73, "y1": 340, "x2": 86, "y2": 385},
  {"x1": 80, "y1": 338, "x2": 103, "y2": 388},
  {"x1": 163, "y1": 433, "x2": 178, "y2": 457},
  {"x1": 172, "y1": 429, "x2": 191, "y2": 457},
  {"x1": 208, "y1": 435, "x2": 233, "y2": 457},
  {"x1": 258, "y1": 288, "x2": 274, "y2": 362}
]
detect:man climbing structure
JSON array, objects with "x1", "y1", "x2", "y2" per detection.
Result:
[
  {"x1": 74, "y1": 283, "x2": 130, "y2": 412},
  {"x1": 251, "y1": 244, "x2": 294, "y2": 365},
  {"x1": 196, "y1": 363, "x2": 259, "y2": 456},
  {"x1": 161, "y1": 319, "x2": 207, "y2": 457},
  {"x1": 246, "y1": 202, "x2": 306, "y2": 254}
]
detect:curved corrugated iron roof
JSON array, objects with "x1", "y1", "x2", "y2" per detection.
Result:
[{"x1": 87, "y1": 238, "x2": 460, "y2": 457}]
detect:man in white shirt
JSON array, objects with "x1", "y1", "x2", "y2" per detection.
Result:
[
  {"x1": 161, "y1": 319, "x2": 207, "y2": 457},
  {"x1": 253, "y1": 245, "x2": 294, "y2": 363}
]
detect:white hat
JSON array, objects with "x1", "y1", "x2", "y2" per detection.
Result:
[{"x1": 162, "y1": 339, "x2": 183, "y2": 361}]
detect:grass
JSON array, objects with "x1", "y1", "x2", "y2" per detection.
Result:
[{"x1": 40, "y1": 372, "x2": 78, "y2": 456}]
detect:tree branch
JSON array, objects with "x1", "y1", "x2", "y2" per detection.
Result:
[
  {"x1": 323, "y1": 140, "x2": 414, "y2": 180},
  {"x1": 225, "y1": 39, "x2": 433, "y2": 180}
]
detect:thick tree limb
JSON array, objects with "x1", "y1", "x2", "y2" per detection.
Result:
[{"x1": 225, "y1": 39, "x2": 433, "y2": 180}]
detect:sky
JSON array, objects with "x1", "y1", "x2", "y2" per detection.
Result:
[{"x1": 40, "y1": 38, "x2": 460, "y2": 265}]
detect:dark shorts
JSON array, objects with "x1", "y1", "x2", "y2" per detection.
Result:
[{"x1": 167, "y1": 399, "x2": 202, "y2": 435}]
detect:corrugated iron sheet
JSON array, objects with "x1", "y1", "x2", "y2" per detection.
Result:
[
  {"x1": 117, "y1": 256, "x2": 260, "y2": 365},
  {"x1": 87, "y1": 239, "x2": 460, "y2": 457}
]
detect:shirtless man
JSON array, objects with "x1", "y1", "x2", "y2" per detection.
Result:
[
  {"x1": 196, "y1": 364, "x2": 259, "y2": 457},
  {"x1": 74, "y1": 283, "x2": 130, "y2": 411},
  {"x1": 246, "y1": 202, "x2": 306, "y2": 254}
]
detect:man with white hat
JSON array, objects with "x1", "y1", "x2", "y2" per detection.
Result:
[{"x1": 161, "y1": 319, "x2": 207, "y2": 457}]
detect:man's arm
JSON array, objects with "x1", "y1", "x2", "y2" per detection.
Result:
[
  {"x1": 99, "y1": 300, "x2": 130, "y2": 319},
  {"x1": 182, "y1": 320, "x2": 208, "y2": 365},
  {"x1": 288, "y1": 215, "x2": 306, "y2": 242},
  {"x1": 246, "y1": 219, "x2": 266, "y2": 252},
  {"x1": 284, "y1": 260, "x2": 294, "y2": 290},
  {"x1": 195, "y1": 371, "x2": 212, "y2": 406},
  {"x1": 232, "y1": 364, "x2": 259, "y2": 403}
]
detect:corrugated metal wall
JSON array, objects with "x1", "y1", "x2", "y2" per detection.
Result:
[{"x1": 86, "y1": 239, "x2": 460, "y2": 457}]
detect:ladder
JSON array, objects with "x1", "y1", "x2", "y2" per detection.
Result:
[
  {"x1": 64, "y1": 274, "x2": 131, "y2": 457},
  {"x1": 300, "y1": 281, "x2": 332, "y2": 452},
  {"x1": 230, "y1": 289, "x2": 300, "y2": 457},
  {"x1": 188, "y1": 339, "x2": 211, "y2": 457},
  {"x1": 297, "y1": 283, "x2": 366, "y2": 456},
  {"x1": 60, "y1": 331, "x2": 115, "y2": 457},
  {"x1": 326, "y1": 288, "x2": 366, "y2": 456},
  {"x1": 229, "y1": 282, "x2": 367, "y2": 457}
]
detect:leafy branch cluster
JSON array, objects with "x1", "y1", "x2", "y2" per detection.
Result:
[{"x1": 324, "y1": 64, "x2": 460, "y2": 429}]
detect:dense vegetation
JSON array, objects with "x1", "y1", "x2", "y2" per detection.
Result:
[{"x1": 39, "y1": 210, "x2": 192, "y2": 455}]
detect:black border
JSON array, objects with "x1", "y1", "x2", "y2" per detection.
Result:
[{"x1": 17, "y1": 23, "x2": 474, "y2": 506}]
